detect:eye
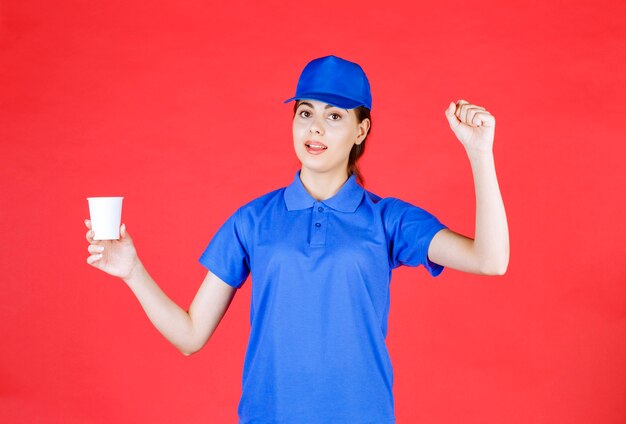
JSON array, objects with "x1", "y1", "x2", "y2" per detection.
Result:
[
  {"x1": 298, "y1": 110, "x2": 311, "y2": 118},
  {"x1": 329, "y1": 113, "x2": 342, "y2": 121}
]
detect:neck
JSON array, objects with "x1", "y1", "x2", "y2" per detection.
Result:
[{"x1": 299, "y1": 167, "x2": 349, "y2": 201}]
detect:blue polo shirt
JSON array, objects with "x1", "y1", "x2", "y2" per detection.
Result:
[{"x1": 199, "y1": 169, "x2": 447, "y2": 424}]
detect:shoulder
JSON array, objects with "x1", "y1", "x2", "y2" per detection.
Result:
[
  {"x1": 239, "y1": 187, "x2": 285, "y2": 210},
  {"x1": 214, "y1": 187, "x2": 286, "y2": 244},
  {"x1": 362, "y1": 189, "x2": 400, "y2": 213},
  {"x1": 363, "y1": 189, "x2": 396, "y2": 207},
  {"x1": 363, "y1": 191, "x2": 441, "y2": 225},
  {"x1": 235, "y1": 186, "x2": 287, "y2": 223}
]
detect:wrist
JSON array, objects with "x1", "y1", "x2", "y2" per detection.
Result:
[
  {"x1": 122, "y1": 259, "x2": 145, "y2": 286},
  {"x1": 464, "y1": 146, "x2": 493, "y2": 157},
  {"x1": 465, "y1": 148, "x2": 495, "y2": 163}
]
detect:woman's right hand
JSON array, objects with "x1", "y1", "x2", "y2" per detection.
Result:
[{"x1": 85, "y1": 219, "x2": 140, "y2": 281}]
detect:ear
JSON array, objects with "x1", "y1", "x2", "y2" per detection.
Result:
[{"x1": 356, "y1": 118, "x2": 371, "y2": 145}]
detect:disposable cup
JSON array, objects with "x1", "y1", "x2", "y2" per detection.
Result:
[{"x1": 87, "y1": 197, "x2": 124, "y2": 240}]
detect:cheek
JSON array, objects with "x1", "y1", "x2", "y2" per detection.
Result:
[
  {"x1": 335, "y1": 127, "x2": 357, "y2": 149},
  {"x1": 292, "y1": 121, "x2": 306, "y2": 138},
  {"x1": 292, "y1": 125, "x2": 305, "y2": 151}
]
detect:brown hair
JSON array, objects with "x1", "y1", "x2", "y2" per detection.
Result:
[{"x1": 293, "y1": 101, "x2": 372, "y2": 186}]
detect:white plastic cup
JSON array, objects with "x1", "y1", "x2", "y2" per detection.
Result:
[{"x1": 87, "y1": 197, "x2": 124, "y2": 240}]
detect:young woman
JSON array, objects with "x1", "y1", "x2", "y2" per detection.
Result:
[{"x1": 84, "y1": 55, "x2": 509, "y2": 423}]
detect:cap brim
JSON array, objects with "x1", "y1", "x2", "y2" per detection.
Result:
[{"x1": 283, "y1": 92, "x2": 365, "y2": 109}]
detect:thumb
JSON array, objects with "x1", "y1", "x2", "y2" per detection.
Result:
[
  {"x1": 445, "y1": 102, "x2": 460, "y2": 128},
  {"x1": 120, "y1": 223, "x2": 128, "y2": 239}
]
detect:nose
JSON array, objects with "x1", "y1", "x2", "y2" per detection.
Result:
[{"x1": 309, "y1": 116, "x2": 324, "y2": 135}]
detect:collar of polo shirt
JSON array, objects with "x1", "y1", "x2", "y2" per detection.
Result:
[{"x1": 284, "y1": 169, "x2": 365, "y2": 213}]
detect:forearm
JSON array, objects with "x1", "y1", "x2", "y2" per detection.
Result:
[
  {"x1": 123, "y1": 261, "x2": 196, "y2": 355},
  {"x1": 467, "y1": 149, "x2": 510, "y2": 274}
]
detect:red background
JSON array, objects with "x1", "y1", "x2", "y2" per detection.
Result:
[{"x1": 1, "y1": 0, "x2": 625, "y2": 423}]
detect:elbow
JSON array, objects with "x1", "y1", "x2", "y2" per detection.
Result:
[
  {"x1": 180, "y1": 336, "x2": 210, "y2": 357},
  {"x1": 180, "y1": 340, "x2": 200, "y2": 357},
  {"x1": 479, "y1": 257, "x2": 509, "y2": 276},
  {"x1": 491, "y1": 263, "x2": 508, "y2": 276},
  {"x1": 181, "y1": 347, "x2": 197, "y2": 357},
  {"x1": 477, "y1": 246, "x2": 509, "y2": 276}
]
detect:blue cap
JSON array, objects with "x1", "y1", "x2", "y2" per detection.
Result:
[{"x1": 283, "y1": 55, "x2": 372, "y2": 110}]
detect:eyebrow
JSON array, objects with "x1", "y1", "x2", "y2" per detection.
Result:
[{"x1": 297, "y1": 101, "x2": 348, "y2": 112}]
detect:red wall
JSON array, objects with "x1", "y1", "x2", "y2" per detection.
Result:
[{"x1": 1, "y1": 0, "x2": 625, "y2": 422}]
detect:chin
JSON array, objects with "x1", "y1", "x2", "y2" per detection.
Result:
[
  {"x1": 295, "y1": 151, "x2": 323, "y2": 170},
  {"x1": 300, "y1": 161, "x2": 326, "y2": 173},
  {"x1": 295, "y1": 148, "x2": 345, "y2": 175}
]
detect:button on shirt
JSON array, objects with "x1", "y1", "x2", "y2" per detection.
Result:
[{"x1": 199, "y1": 169, "x2": 447, "y2": 424}]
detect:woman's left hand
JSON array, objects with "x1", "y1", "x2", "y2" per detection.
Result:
[{"x1": 444, "y1": 100, "x2": 496, "y2": 153}]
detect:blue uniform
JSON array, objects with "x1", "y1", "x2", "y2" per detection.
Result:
[{"x1": 199, "y1": 169, "x2": 447, "y2": 423}]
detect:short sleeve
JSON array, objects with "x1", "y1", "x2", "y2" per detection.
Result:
[
  {"x1": 385, "y1": 198, "x2": 448, "y2": 277},
  {"x1": 198, "y1": 207, "x2": 251, "y2": 289}
]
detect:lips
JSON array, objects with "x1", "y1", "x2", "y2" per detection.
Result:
[
  {"x1": 305, "y1": 140, "x2": 327, "y2": 155},
  {"x1": 305, "y1": 140, "x2": 328, "y2": 149}
]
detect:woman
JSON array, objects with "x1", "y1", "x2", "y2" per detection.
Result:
[{"x1": 84, "y1": 55, "x2": 509, "y2": 423}]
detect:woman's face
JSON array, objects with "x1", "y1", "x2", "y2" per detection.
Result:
[{"x1": 292, "y1": 99, "x2": 369, "y2": 178}]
